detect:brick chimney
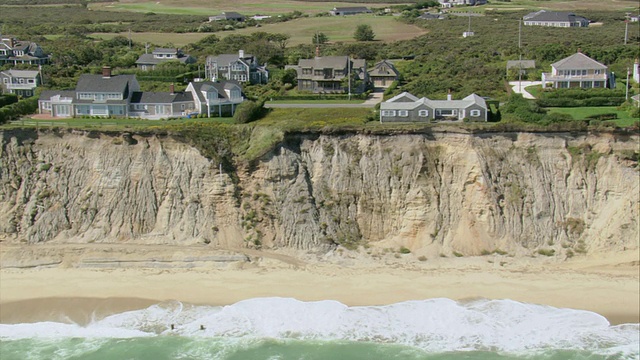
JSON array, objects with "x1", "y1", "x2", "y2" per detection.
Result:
[
  {"x1": 315, "y1": 46, "x2": 320, "y2": 58},
  {"x1": 102, "y1": 66, "x2": 112, "y2": 78},
  {"x1": 170, "y1": 83, "x2": 175, "y2": 94}
]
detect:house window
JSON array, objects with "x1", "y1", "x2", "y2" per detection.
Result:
[
  {"x1": 381, "y1": 110, "x2": 396, "y2": 117},
  {"x1": 2, "y1": 78, "x2": 7, "y2": 84},
  {"x1": 595, "y1": 69, "x2": 602, "y2": 75},
  {"x1": 398, "y1": 110, "x2": 409, "y2": 117},
  {"x1": 232, "y1": 63, "x2": 245, "y2": 71},
  {"x1": 418, "y1": 110, "x2": 429, "y2": 117},
  {"x1": 558, "y1": 81, "x2": 569, "y2": 88},
  {"x1": 302, "y1": 68, "x2": 312, "y2": 75},
  {"x1": 18, "y1": 78, "x2": 24, "y2": 84},
  {"x1": 581, "y1": 70, "x2": 587, "y2": 75},
  {"x1": 28, "y1": 79, "x2": 35, "y2": 84},
  {"x1": 155, "y1": 105, "x2": 165, "y2": 115},
  {"x1": 470, "y1": 109, "x2": 481, "y2": 117},
  {"x1": 436, "y1": 109, "x2": 457, "y2": 116},
  {"x1": 238, "y1": 74, "x2": 247, "y2": 82},
  {"x1": 581, "y1": 82, "x2": 592, "y2": 88}
]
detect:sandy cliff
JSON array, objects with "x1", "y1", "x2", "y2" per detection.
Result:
[{"x1": 1, "y1": 129, "x2": 637, "y2": 259}]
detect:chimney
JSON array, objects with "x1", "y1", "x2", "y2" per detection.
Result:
[
  {"x1": 315, "y1": 46, "x2": 320, "y2": 58},
  {"x1": 102, "y1": 66, "x2": 112, "y2": 79},
  {"x1": 447, "y1": 89, "x2": 452, "y2": 101},
  {"x1": 239, "y1": 49, "x2": 244, "y2": 58},
  {"x1": 577, "y1": 48, "x2": 582, "y2": 53},
  {"x1": 10, "y1": 38, "x2": 15, "y2": 48},
  {"x1": 170, "y1": 83, "x2": 175, "y2": 94}
]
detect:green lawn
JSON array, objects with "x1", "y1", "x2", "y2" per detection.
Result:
[
  {"x1": 524, "y1": 85, "x2": 542, "y2": 99},
  {"x1": 546, "y1": 106, "x2": 639, "y2": 127},
  {"x1": 4, "y1": 117, "x2": 234, "y2": 131},
  {"x1": 90, "y1": 15, "x2": 425, "y2": 47}
]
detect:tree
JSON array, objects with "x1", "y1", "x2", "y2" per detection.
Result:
[
  {"x1": 312, "y1": 32, "x2": 329, "y2": 45},
  {"x1": 353, "y1": 24, "x2": 375, "y2": 42}
]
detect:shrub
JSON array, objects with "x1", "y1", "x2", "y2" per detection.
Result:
[
  {"x1": 453, "y1": 251, "x2": 464, "y2": 257},
  {"x1": 399, "y1": 246, "x2": 411, "y2": 254},
  {"x1": 233, "y1": 100, "x2": 267, "y2": 124},
  {"x1": 537, "y1": 249, "x2": 555, "y2": 256},
  {"x1": 418, "y1": 255, "x2": 427, "y2": 262}
]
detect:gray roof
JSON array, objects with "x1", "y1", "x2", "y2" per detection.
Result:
[
  {"x1": 551, "y1": 52, "x2": 607, "y2": 70},
  {"x1": 38, "y1": 90, "x2": 76, "y2": 101},
  {"x1": 523, "y1": 10, "x2": 589, "y2": 23},
  {"x1": 189, "y1": 80, "x2": 242, "y2": 103},
  {"x1": 136, "y1": 53, "x2": 195, "y2": 65},
  {"x1": 153, "y1": 48, "x2": 178, "y2": 54},
  {"x1": 1, "y1": 69, "x2": 39, "y2": 78},
  {"x1": 299, "y1": 56, "x2": 349, "y2": 70},
  {"x1": 382, "y1": 92, "x2": 486, "y2": 110},
  {"x1": 130, "y1": 91, "x2": 193, "y2": 104},
  {"x1": 387, "y1": 92, "x2": 419, "y2": 103},
  {"x1": 207, "y1": 53, "x2": 256, "y2": 66},
  {"x1": 368, "y1": 60, "x2": 399, "y2": 77},
  {"x1": 76, "y1": 74, "x2": 137, "y2": 93},
  {"x1": 333, "y1": 7, "x2": 371, "y2": 12},
  {"x1": 506, "y1": 60, "x2": 536, "y2": 70}
]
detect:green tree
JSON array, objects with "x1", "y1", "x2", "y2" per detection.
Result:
[
  {"x1": 312, "y1": 32, "x2": 329, "y2": 45},
  {"x1": 353, "y1": 24, "x2": 375, "y2": 42}
]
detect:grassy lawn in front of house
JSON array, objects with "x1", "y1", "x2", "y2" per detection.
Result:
[{"x1": 546, "y1": 106, "x2": 639, "y2": 127}]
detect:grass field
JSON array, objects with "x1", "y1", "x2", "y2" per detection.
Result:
[
  {"x1": 546, "y1": 106, "x2": 639, "y2": 127},
  {"x1": 89, "y1": 15, "x2": 426, "y2": 46},
  {"x1": 482, "y1": 0, "x2": 639, "y2": 12},
  {"x1": 89, "y1": 0, "x2": 406, "y2": 16}
]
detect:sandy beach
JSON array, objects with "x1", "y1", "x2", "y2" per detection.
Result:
[{"x1": 1, "y1": 246, "x2": 638, "y2": 326}]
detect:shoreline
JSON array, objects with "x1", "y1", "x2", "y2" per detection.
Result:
[{"x1": 1, "y1": 251, "x2": 638, "y2": 326}]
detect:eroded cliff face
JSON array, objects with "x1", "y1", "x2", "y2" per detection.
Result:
[{"x1": 1, "y1": 129, "x2": 637, "y2": 258}]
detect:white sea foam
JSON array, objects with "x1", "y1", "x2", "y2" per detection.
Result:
[{"x1": 1, "y1": 298, "x2": 638, "y2": 357}]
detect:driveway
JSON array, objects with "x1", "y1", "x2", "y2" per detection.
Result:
[
  {"x1": 509, "y1": 81, "x2": 542, "y2": 99},
  {"x1": 264, "y1": 89, "x2": 384, "y2": 109}
]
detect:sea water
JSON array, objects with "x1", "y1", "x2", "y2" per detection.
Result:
[{"x1": 1, "y1": 298, "x2": 638, "y2": 360}]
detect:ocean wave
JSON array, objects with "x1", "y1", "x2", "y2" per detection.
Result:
[{"x1": 1, "y1": 298, "x2": 638, "y2": 358}]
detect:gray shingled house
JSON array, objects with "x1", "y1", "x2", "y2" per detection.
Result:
[
  {"x1": 205, "y1": 50, "x2": 268, "y2": 84},
  {"x1": 292, "y1": 56, "x2": 368, "y2": 93},
  {"x1": 523, "y1": 10, "x2": 589, "y2": 27},
  {"x1": 38, "y1": 67, "x2": 244, "y2": 118},
  {"x1": 135, "y1": 48, "x2": 196, "y2": 71},
  {"x1": 380, "y1": 92, "x2": 488, "y2": 123},
  {"x1": 0, "y1": 69, "x2": 41, "y2": 97},
  {"x1": 542, "y1": 52, "x2": 612, "y2": 89},
  {"x1": 0, "y1": 37, "x2": 49, "y2": 65},
  {"x1": 209, "y1": 12, "x2": 246, "y2": 22},
  {"x1": 368, "y1": 60, "x2": 400, "y2": 88}
]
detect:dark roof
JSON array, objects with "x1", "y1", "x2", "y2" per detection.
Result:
[
  {"x1": 130, "y1": 91, "x2": 193, "y2": 104},
  {"x1": 153, "y1": 48, "x2": 178, "y2": 54},
  {"x1": 207, "y1": 54, "x2": 256, "y2": 66},
  {"x1": 333, "y1": 7, "x2": 371, "y2": 12},
  {"x1": 523, "y1": 10, "x2": 589, "y2": 23},
  {"x1": 299, "y1": 56, "x2": 348, "y2": 69},
  {"x1": 76, "y1": 74, "x2": 137, "y2": 93}
]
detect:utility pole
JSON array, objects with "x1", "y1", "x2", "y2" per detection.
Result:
[
  {"x1": 624, "y1": 20, "x2": 629, "y2": 45},
  {"x1": 625, "y1": 67, "x2": 630, "y2": 101},
  {"x1": 518, "y1": 19, "x2": 522, "y2": 93},
  {"x1": 128, "y1": 28, "x2": 132, "y2": 49},
  {"x1": 348, "y1": 56, "x2": 351, "y2": 101}
]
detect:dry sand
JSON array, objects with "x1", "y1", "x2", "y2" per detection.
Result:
[{"x1": 1, "y1": 247, "x2": 638, "y2": 325}]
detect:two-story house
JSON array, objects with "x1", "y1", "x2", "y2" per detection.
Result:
[
  {"x1": 38, "y1": 67, "x2": 244, "y2": 119},
  {"x1": 135, "y1": 48, "x2": 196, "y2": 71},
  {"x1": 185, "y1": 80, "x2": 244, "y2": 117},
  {"x1": 205, "y1": 50, "x2": 268, "y2": 84},
  {"x1": 542, "y1": 52, "x2": 613, "y2": 89},
  {"x1": 293, "y1": 56, "x2": 368, "y2": 93},
  {"x1": 0, "y1": 69, "x2": 41, "y2": 97},
  {"x1": 523, "y1": 10, "x2": 590, "y2": 27},
  {"x1": 368, "y1": 60, "x2": 400, "y2": 88},
  {"x1": 0, "y1": 37, "x2": 49, "y2": 65},
  {"x1": 380, "y1": 91, "x2": 488, "y2": 122}
]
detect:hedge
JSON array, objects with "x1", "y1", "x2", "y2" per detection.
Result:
[
  {"x1": 271, "y1": 92, "x2": 370, "y2": 101},
  {"x1": 539, "y1": 88, "x2": 625, "y2": 100},
  {"x1": 0, "y1": 96, "x2": 39, "y2": 124},
  {"x1": 0, "y1": 94, "x2": 19, "y2": 108},
  {"x1": 536, "y1": 97, "x2": 626, "y2": 107}
]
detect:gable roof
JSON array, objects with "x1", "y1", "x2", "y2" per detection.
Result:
[
  {"x1": 38, "y1": 90, "x2": 76, "y2": 101},
  {"x1": 368, "y1": 60, "x2": 400, "y2": 77},
  {"x1": 153, "y1": 48, "x2": 178, "y2": 55},
  {"x1": 523, "y1": 10, "x2": 589, "y2": 23},
  {"x1": 382, "y1": 92, "x2": 487, "y2": 110},
  {"x1": 551, "y1": 52, "x2": 607, "y2": 70},
  {"x1": 136, "y1": 53, "x2": 194, "y2": 65},
  {"x1": 387, "y1": 92, "x2": 419, "y2": 103},
  {"x1": 189, "y1": 80, "x2": 242, "y2": 103},
  {"x1": 299, "y1": 56, "x2": 348, "y2": 69},
  {"x1": 76, "y1": 74, "x2": 137, "y2": 93},
  {"x1": 1, "y1": 69, "x2": 40, "y2": 78},
  {"x1": 207, "y1": 53, "x2": 256, "y2": 66}
]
